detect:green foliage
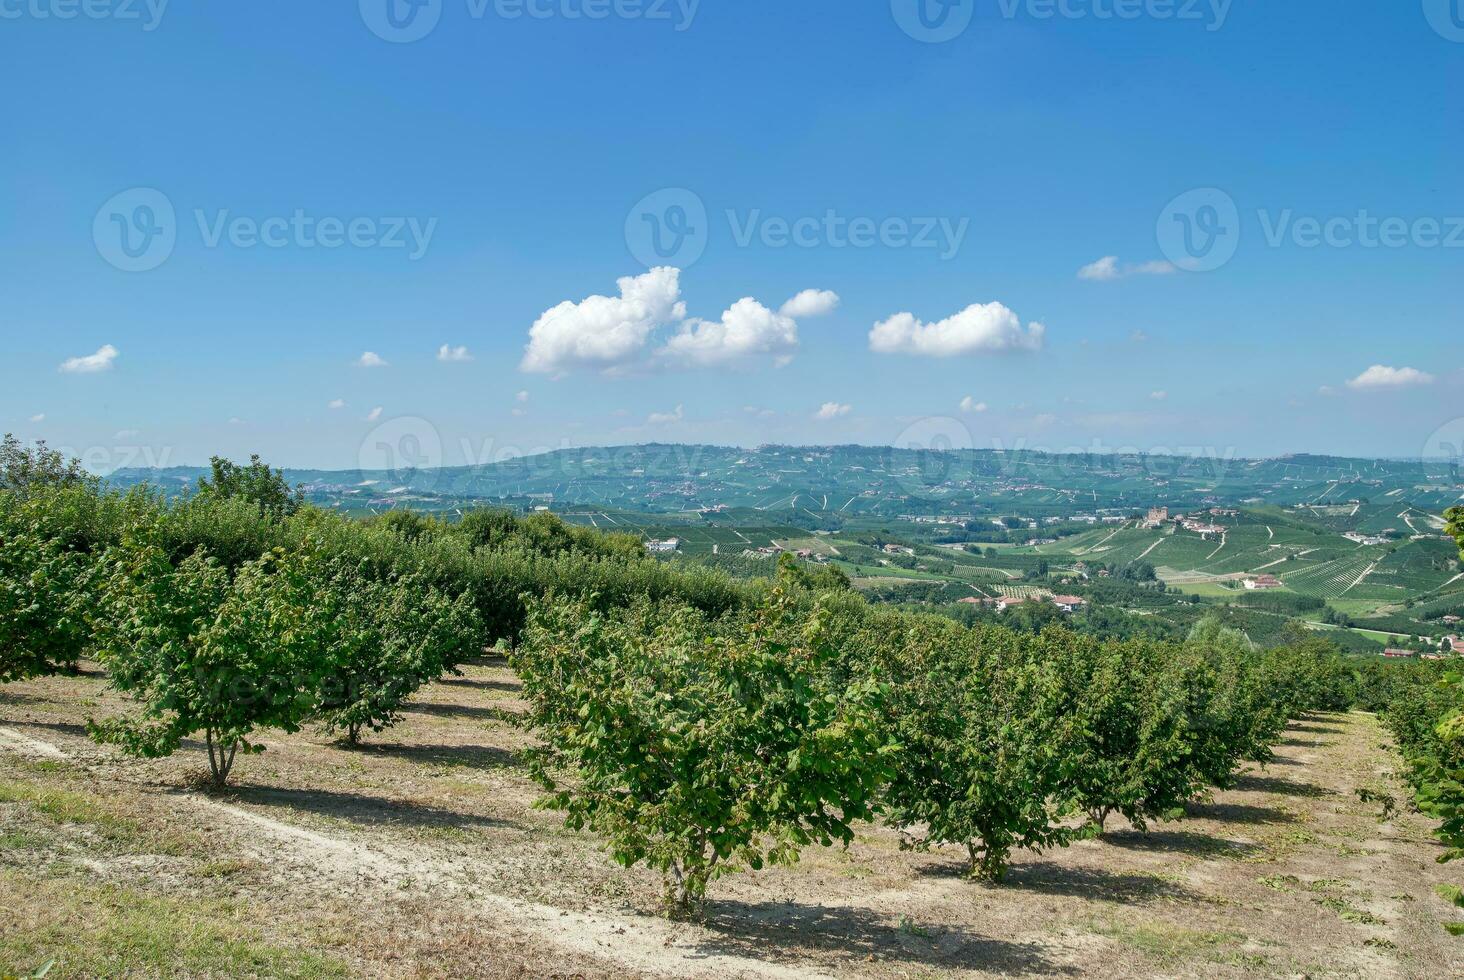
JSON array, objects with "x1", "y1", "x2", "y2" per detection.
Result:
[
  {"x1": 0, "y1": 434, "x2": 95, "y2": 495},
  {"x1": 0, "y1": 490, "x2": 95, "y2": 683},
  {"x1": 513, "y1": 590, "x2": 894, "y2": 914},
  {"x1": 310, "y1": 554, "x2": 482, "y2": 745},
  {"x1": 90, "y1": 542, "x2": 322, "y2": 787},
  {"x1": 880, "y1": 621, "x2": 1081, "y2": 881},
  {"x1": 195, "y1": 455, "x2": 303, "y2": 518}
]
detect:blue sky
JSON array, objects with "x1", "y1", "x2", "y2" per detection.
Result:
[{"x1": 2, "y1": 0, "x2": 1461, "y2": 471}]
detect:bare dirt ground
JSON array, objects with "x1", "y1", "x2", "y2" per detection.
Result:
[{"x1": 2, "y1": 659, "x2": 1460, "y2": 979}]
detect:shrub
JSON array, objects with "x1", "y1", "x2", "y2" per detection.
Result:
[{"x1": 514, "y1": 590, "x2": 894, "y2": 915}]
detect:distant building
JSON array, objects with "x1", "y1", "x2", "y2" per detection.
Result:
[
  {"x1": 1383, "y1": 649, "x2": 1416, "y2": 659},
  {"x1": 883, "y1": 544, "x2": 915, "y2": 556},
  {"x1": 645, "y1": 538, "x2": 681, "y2": 554},
  {"x1": 1244, "y1": 574, "x2": 1282, "y2": 590},
  {"x1": 1051, "y1": 595, "x2": 1087, "y2": 613},
  {"x1": 1144, "y1": 506, "x2": 1169, "y2": 528}
]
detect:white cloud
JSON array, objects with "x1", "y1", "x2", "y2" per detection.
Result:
[
  {"x1": 357, "y1": 351, "x2": 389, "y2": 368},
  {"x1": 516, "y1": 390, "x2": 530, "y2": 403},
  {"x1": 521, "y1": 267, "x2": 686, "y2": 376},
  {"x1": 1078, "y1": 256, "x2": 1177, "y2": 281},
  {"x1": 365, "y1": 406, "x2": 383, "y2": 422},
  {"x1": 814, "y1": 402, "x2": 852, "y2": 421},
  {"x1": 522, "y1": 270, "x2": 836, "y2": 375},
  {"x1": 647, "y1": 404, "x2": 685, "y2": 425},
  {"x1": 437, "y1": 344, "x2": 474, "y2": 363},
  {"x1": 1150, "y1": 390, "x2": 1169, "y2": 401},
  {"x1": 29, "y1": 413, "x2": 45, "y2": 423},
  {"x1": 959, "y1": 397, "x2": 989, "y2": 414},
  {"x1": 657, "y1": 298, "x2": 799, "y2": 369},
  {"x1": 779, "y1": 289, "x2": 840, "y2": 318},
  {"x1": 870, "y1": 302, "x2": 1044, "y2": 357},
  {"x1": 1346, "y1": 365, "x2": 1436, "y2": 390},
  {"x1": 328, "y1": 399, "x2": 346, "y2": 410},
  {"x1": 511, "y1": 408, "x2": 528, "y2": 417},
  {"x1": 744, "y1": 405, "x2": 776, "y2": 419},
  {"x1": 228, "y1": 417, "x2": 247, "y2": 425},
  {"x1": 1130, "y1": 329, "x2": 1149, "y2": 344},
  {"x1": 59, "y1": 344, "x2": 118, "y2": 374}
]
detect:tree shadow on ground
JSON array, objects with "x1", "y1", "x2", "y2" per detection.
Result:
[
  {"x1": 998, "y1": 861, "x2": 1197, "y2": 903},
  {"x1": 435, "y1": 676, "x2": 522, "y2": 693},
  {"x1": 1288, "y1": 723, "x2": 1345, "y2": 735},
  {"x1": 1183, "y1": 801, "x2": 1297, "y2": 825},
  {"x1": 1278, "y1": 737, "x2": 1333, "y2": 749},
  {"x1": 404, "y1": 701, "x2": 523, "y2": 724},
  {"x1": 352, "y1": 741, "x2": 520, "y2": 772},
  {"x1": 697, "y1": 898, "x2": 1078, "y2": 976},
  {"x1": 10, "y1": 720, "x2": 90, "y2": 740},
  {"x1": 1100, "y1": 829, "x2": 1262, "y2": 860},
  {"x1": 1233, "y1": 773, "x2": 1334, "y2": 798},
  {"x1": 228, "y1": 784, "x2": 509, "y2": 832}
]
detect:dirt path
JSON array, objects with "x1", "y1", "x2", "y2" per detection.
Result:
[{"x1": 3, "y1": 668, "x2": 1461, "y2": 979}]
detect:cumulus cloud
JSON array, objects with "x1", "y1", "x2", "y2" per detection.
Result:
[
  {"x1": 437, "y1": 344, "x2": 474, "y2": 363},
  {"x1": 779, "y1": 289, "x2": 840, "y2": 318},
  {"x1": 814, "y1": 402, "x2": 852, "y2": 421},
  {"x1": 29, "y1": 413, "x2": 45, "y2": 423},
  {"x1": 1346, "y1": 365, "x2": 1436, "y2": 390},
  {"x1": 657, "y1": 298, "x2": 799, "y2": 369},
  {"x1": 1078, "y1": 256, "x2": 1177, "y2": 281},
  {"x1": 647, "y1": 404, "x2": 685, "y2": 425},
  {"x1": 521, "y1": 267, "x2": 686, "y2": 376},
  {"x1": 365, "y1": 406, "x2": 383, "y2": 422},
  {"x1": 869, "y1": 303, "x2": 1044, "y2": 357},
  {"x1": 328, "y1": 399, "x2": 346, "y2": 410},
  {"x1": 516, "y1": 390, "x2": 530, "y2": 403},
  {"x1": 1150, "y1": 390, "x2": 1169, "y2": 401},
  {"x1": 59, "y1": 344, "x2": 118, "y2": 374},
  {"x1": 357, "y1": 351, "x2": 389, "y2": 368},
  {"x1": 522, "y1": 271, "x2": 837, "y2": 375},
  {"x1": 959, "y1": 397, "x2": 989, "y2": 414}
]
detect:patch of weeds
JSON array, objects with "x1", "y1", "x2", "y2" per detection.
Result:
[
  {"x1": 0, "y1": 781, "x2": 130, "y2": 834},
  {"x1": 1259, "y1": 874, "x2": 1301, "y2": 892},
  {"x1": 897, "y1": 915, "x2": 933, "y2": 939},
  {"x1": 1363, "y1": 937, "x2": 1397, "y2": 950},
  {"x1": 1306, "y1": 878, "x2": 1348, "y2": 894},
  {"x1": 1315, "y1": 896, "x2": 1385, "y2": 925},
  {"x1": 1091, "y1": 921, "x2": 1243, "y2": 964},
  {"x1": 189, "y1": 858, "x2": 259, "y2": 879},
  {"x1": 0, "y1": 871, "x2": 350, "y2": 979},
  {"x1": 0, "y1": 828, "x2": 50, "y2": 850}
]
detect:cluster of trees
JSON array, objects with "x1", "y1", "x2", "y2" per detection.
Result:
[
  {"x1": 4, "y1": 439, "x2": 1462, "y2": 932},
  {"x1": 516, "y1": 578, "x2": 1352, "y2": 913},
  {"x1": 1376, "y1": 506, "x2": 1464, "y2": 933}
]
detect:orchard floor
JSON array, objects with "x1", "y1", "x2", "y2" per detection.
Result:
[{"x1": 1, "y1": 659, "x2": 1459, "y2": 979}]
